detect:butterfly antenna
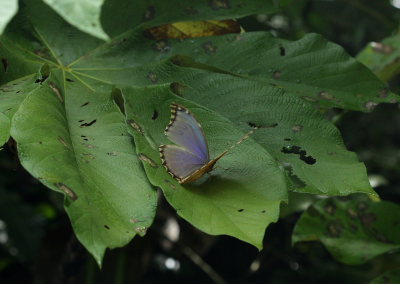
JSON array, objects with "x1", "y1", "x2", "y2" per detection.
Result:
[{"x1": 215, "y1": 128, "x2": 257, "y2": 160}]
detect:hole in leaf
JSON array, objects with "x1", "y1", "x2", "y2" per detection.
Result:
[
  {"x1": 238, "y1": 209, "x2": 244, "y2": 212},
  {"x1": 152, "y1": 110, "x2": 159, "y2": 120},
  {"x1": 80, "y1": 102, "x2": 89, "y2": 107},
  {"x1": 80, "y1": 119, "x2": 97, "y2": 127},
  {"x1": 281, "y1": 145, "x2": 316, "y2": 165},
  {"x1": 66, "y1": 78, "x2": 75, "y2": 82},
  {"x1": 261, "y1": 210, "x2": 266, "y2": 213},
  {"x1": 104, "y1": 225, "x2": 110, "y2": 230}
]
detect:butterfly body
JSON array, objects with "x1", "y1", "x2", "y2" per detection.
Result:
[{"x1": 159, "y1": 103, "x2": 252, "y2": 184}]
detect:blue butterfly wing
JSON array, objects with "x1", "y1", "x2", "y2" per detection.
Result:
[
  {"x1": 160, "y1": 145, "x2": 205, "y2": 180},
  {"x1": 165, "y1": 104, "x2": 209, "y2": 163}
]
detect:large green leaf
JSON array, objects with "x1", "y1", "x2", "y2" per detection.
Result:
[
  {"x1": 43, "y1": 0, "x2": 109, "y2": 41},
  {"x1": 0, "y1": 0, "x2": 18, "y2": 34},
  {"x1": 122, "y1": 85, "x2": 288, "y2": 249},
  {"x1": 101, "y1": 0, "x2": 279, "y2": 37},
  {"x1": 357, "y1": 34, "x2": 400, "y2": 82},
  {"x1": 9, "y1": 75, "x2": 157, "y2": 265},
  {"x1": 73, "y1": 31, "x2": 399, "y2": 111},
  {"x1": 292, "y1": 197, "x2": 400, "y2": 265},
  {"x1": 0, "y1": 75, "x2": 38, "y2": 145}
]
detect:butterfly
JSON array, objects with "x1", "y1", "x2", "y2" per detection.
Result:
[{"x1": 159, "y1": 103, "x2": 254, "y2": 184}]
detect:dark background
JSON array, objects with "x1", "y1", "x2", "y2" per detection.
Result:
[{"x1": 1, "y1": 0, "x2": 400, "y2": 283}]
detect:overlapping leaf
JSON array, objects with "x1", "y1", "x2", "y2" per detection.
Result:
[
  {"x1": 293, "y1": 197, "x2": 400, "y2": 265},
  {"x1": 122, "y1": 85, "x2": 287, "y2": 248},
  {"x1": 9, "y1": 75, "x2": 157, "y2": 265}
]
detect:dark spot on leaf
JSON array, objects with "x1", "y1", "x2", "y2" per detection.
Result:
[
  {"x1": 279, "y1": 45, "x2": 285, "y2": 56},
  {"x1": 107, "y1": 152, "x2": 117, "y2": 156},
  {"x1": 318, "y1": 91, "x2": 334, "y2": 100},
  {"x1": 379, "y1": 88, "x2": 389, "y2": 98},
  {"x1": 55, "y1": 183, "x2": 78, "y2": 201},
  {"x1": 185, "y1": 6, "x2": 199, "y2": 15},
  {"x1": 128, "y1": 119, "x2": 144, "y2": 135},
  {"x1": 143, "y1": 6, "x2": 155, "y2": 21},
  {"x1": 202, "y1": 41, "x2": 217, "y2": 54},
  {"x1": 35, "y1": 75, "x2": 49, "y2": 84},
  {"x1": 152, "y1": 110, "x2": 158, "y2": 120},
  {"x1": 78, "y1": 120, "x2": 84, "y2": 122},
  {"x1": 327, "y1": 221, "x2": 343, "y2": 238},
  {"x1": 324, "y1": 201, "x2": 336, "y2": 215},
  {"x1": 66, "y1": 78, "x2": 74, "y2": 82},
  {"x1": 209, "y1": 0, "x2": 231, "y2": 10},
  {"x1": 152, "y1": 40, "x2": 170, "y2": 52},
  {"x1": 80, "y1": 102, "x2": 89, "y2": 107},
  {"x1": 248, "y1": 122, "x2": 277, "y2": 129},
  {"x1": 138, "y1": 153, "x2": 158, "y2": 168},
  {"x1": 1, "y1": 58, "x2": 8, "y2": 72},
  {"x1": 371, "y1": 42, "x2": 393, "y2": 54},
  {"x1": 170, "y1": 82, "x2": 186, "y2": 97},
  {"x1": 347, "y1": 208, "x2": 358, "y2": 219},
  {"x1": 80, "y1": 119, "x2": 97, "y2": 127},
  {"x1": 146, "y1": 72, "x2": 158, "y2": 83},
  {"x1": 261, "y1": 210, "x2": 266, "y2": 213},
  {"x1": 238, "y1": 209, "x2": 244, "y2": 212},
  {"x1": 292, "y1": 125, "x2": 303, "y2": 132},
  {"x1": 365, "y1": 101, "x2": 378, "y2": 111},
  {"x1": 301, "y1": 96, "x2": 318, "y2": 102},
  {"x1": 360, "y1": 213, "x2": 376, "y2": 228},
  {"x1": 281, "y1": 145, "x2": 316, "y2": 165},
  {"x1": 273, "y1": 71, "x2": 281, "y2": 79},
  {"x1": 284, "y1": 138, "x2": 292, "y2": 141},
  {"x1": 104, "y1": 225, "x2": 110, "y2": 230}
]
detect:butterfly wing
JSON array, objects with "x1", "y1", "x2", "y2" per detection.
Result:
[
  {"x1": 160, "y1": 145, "x2": 206, "y2": 182},
  {"x1": 165, "y1": 103, "x2": 209, "y2": 163}
]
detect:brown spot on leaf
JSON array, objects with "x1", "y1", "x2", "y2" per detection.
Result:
[
  {"x1": 138, "y1": 153, "x2": 158, "y2": 168},
  {"x1": 152, "y1": 40, "x2": 170, "y2": 52},
  {"x1": 49, "y1": 82, "x2": 63, "y2": 102},
  {"x1": 347, "y1": 208, "x2": 358, "y2": 219},
  {"x1": 209, "y1": 0, "x2": 231, "y2": 10},
  {"x1": 57, "y1": 136, "x2": 69, "y2": 148},
  {"x1": 55, "y1": 183, "x2": 78, "y2": 201},
  {"x1": 202, "y1": 41, "x2": 217, "y2": 54},
  {"x1": 301, "y1": 96, "x2": 318, "y2": 102},
  {"x1": 318, "y1": 91, "x2": 334, "y2": 100},
  {"x1": 379, "y1": 88, "x2": 389, "y2": 98},
  {"x1": 164, "y1": 179, "x2": 176, "y2": 190},
  {"x1": 327, "y1": 221, "x2": 343, "y2": 238},
  {"x1": 371, "y1": 42, "x2": 394, "y2": 54},
  {"x1": 146, "y1": 72, "x2": 158, "y2": 83},
  {"x1": 143, "y1": 6, "x2": 155, "y2": 21},
  {"x1": 128, "y1": 119, "x2": 144, "y2": 135},
  {"x1": 273, "y1": 71, "x2": 281, "y2": 79},
  {"x1": 292, "y1": 125, "x2": 303, "y2": 132},
  {"x1": 324, "y1": 202, "x2": 336, "y2": 215}
]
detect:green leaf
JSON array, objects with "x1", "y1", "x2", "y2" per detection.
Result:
[
  {"x1": 357, "y1": 34, "x2": 400, "y2": 82},
  {"x1": 0, "y1": 75, "x2": 39, "y2": 146},
  {"x1": 122, "y1": 85, "x2": 288, "y2": 249},
  {"x1": 292, "y1": 197, "x2": 400, "y2": 265},
  {"x1": 0, "y1": 0, "x2": 18, "y2": 34},
  {"x1": 370, "y1": 269, "x2": 400, "y2": 284},
  {"x1": 101, "y1": 0, "x2": 279, "y2": 37},
  {"x1": 9, "y1": 75, "x2": 157, "y2": 265},
  {"x1": 42, "y1": 0, "x2": 109, "y2": 41},
  {"x1": 73, "y1": 31, "x2": 399, "y2": 111}
]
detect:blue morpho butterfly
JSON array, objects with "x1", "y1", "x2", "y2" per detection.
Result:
[{"x1": 159, "y1": 103, "x2": 254, "y2": 184}]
